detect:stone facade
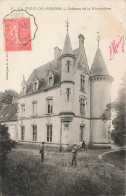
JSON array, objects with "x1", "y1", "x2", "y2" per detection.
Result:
[{"x1": 18, "y1": 31, "x2": 113, "y2": 148}]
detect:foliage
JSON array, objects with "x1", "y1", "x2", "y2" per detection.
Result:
[
  {"x1": 102, "y1": 73, "x2": 126, "y2": 146},
  {"x1": 102, "y1": 103, "x2": 114, "y2": 121},
  {"x1": 112, "y1": 73, "x2": 126, "y2": 146},
  {"x1": 1, "y1": 147, "x2": 125, "y2": 196},
  {"x1": 0, "y1": 90, "x2": 18, "y2": 110},
  {"x1": 0, "y1": 124, "x2": 17, "y2": 176}
]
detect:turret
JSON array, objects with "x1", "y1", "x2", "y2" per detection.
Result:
[
  {"x1": 90, "y1": 33, "x2": 113, "y2": 148},
  {"x1": 59, "y1": 22, "x2": 75, "y2": 118},
  {"x1": 60, "y1": 32, "x2": 75, "y2": 83}
]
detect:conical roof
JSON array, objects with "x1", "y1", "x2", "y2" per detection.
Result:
[
  {"x1": 62, "y1": 33, "x2": 73, "y2": 55},
  {"x1": 90, "y1": 48, "x2": 110, "y2": 77}
]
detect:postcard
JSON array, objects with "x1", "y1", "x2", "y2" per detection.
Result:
[{"x1": 0, "y1": 0, "x2": 125, "y2": 195}]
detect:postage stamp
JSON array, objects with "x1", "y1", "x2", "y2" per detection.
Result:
[
  {"x1": 4, "y1": 10, "x2": 38, "y2": 52},
  {"x1": 4, "y1": 18, "x2": 31, "y2": 51}
]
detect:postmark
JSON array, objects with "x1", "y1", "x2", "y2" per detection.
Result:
[{"x1": 4, "y1": 10, "x2": 38, "y2": 52}]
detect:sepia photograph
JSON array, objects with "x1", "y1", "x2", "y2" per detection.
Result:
[{"x1": 0, "y1": 0, "x2": 126, "y2": 195}]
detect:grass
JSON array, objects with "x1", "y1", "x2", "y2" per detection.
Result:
[
  {"x1": 1, "y1": 145, "x2": 125, "y2": 196},
  {"x1": 102, "y1": 149, "x2": 125, "y2": 170}
]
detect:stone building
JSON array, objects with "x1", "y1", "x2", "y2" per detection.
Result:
[{"x1": 18, "y1": 29, "x2": 113, "y2": 148}]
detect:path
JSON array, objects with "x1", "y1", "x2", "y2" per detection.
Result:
[{"x1": 99, "y1": 147, "x2": 125, "y2": 170}]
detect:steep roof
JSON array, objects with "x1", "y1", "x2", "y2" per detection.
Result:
[
  {"x1": 75, "y1": 47, "x2": 89, "y2": 75},
  {"x1": 62, "y1": 33, "x2": 73, "y2": 55},
  {"x1": 19, "y1": 48, "x2": 81, "y2": 96},
  {"x1": 90, "y1": 48, "x2": 110, "y2": 77},
  {"x1": 0, "y1": 103, "x2": 18, "y2": 123},
  {"x1": 25, "y1": 60, "x2": 61, "y2": 94}
]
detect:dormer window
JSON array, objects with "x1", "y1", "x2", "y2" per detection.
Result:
[
  {"x1": 33, "y1": 80, "x2": 39, "y2": 92},
  {"x1": 49, "y1": 77, "x2": 53, "y2": 86},
  {"x1": 34, "y1": 82, "x2": 37, "y2": 91},
  {"x1": 48, "y1": 73, "x2": 54, "y2": 87}
]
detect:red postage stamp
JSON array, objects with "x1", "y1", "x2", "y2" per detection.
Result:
[{"x1": 4, "y1": 18, "x2": 31, "y2": 51}]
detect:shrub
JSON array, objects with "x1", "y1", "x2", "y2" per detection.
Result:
[{"x1": 0, "y1": 124, "x2": 17, "y2": 176}]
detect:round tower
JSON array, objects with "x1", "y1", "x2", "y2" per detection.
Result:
[
  {"x1": 59, "y1": 31, "x2": 75, "y2": 117},
  {"x1": 90, "y1": 45, "x2": 113, "y2": 148},
  {"x1": 58, "y1": 25, "x2": 76, "y2": 148}
]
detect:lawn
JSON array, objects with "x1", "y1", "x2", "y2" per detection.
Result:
[
  {"x1": 1, "y1": 145, "x2": 125, "y2": 196},
  {"x1": 102, "y1": 149, "x2": 125, "y2": 170}
]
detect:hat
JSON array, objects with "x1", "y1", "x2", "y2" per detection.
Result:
[
  {"x1": 42, "y1": 142, "x2": 45, "y2": 144},
  {"x1": 74, "y1": 143, "x2": 76, "y2": 146}
]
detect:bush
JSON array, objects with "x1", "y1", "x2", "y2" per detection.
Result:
[{"x1": 0, "y1": 124, "x2": 17, "y2": 176}]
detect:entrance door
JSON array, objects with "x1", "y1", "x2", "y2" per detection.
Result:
[{"x1": 64, "y1": 124, "x2": 69, "y2": 144}]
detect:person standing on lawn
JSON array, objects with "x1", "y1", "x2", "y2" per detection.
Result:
[
  {"x1": 71, "y1": 144, "x2": 78, "y2": 166},
  {"x1": 40, "y1": 142, "x2": 45, "y2": 162},
  {"x1": 82, "y1": 140, "x2": 86, "y2": 150}
]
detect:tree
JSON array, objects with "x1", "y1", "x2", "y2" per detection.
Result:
[
  {"x1": 0, "y1": 92, "x2": 4, "y2": 110},
  {"x1": 111, "y1": 73, "x2": 126, "y2": 146},
  {"x1": 0, "y1": 124, "x2": 17, "y2": 176},
  {"x1": 0, "y1": 89, "x2": 18, "y2": 110},
  {"x1": 102, "y1": 73, "x2": 126, "y2": 146}
]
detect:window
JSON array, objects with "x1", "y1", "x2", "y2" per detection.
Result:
[
  {"x1": 33, "y1": 101, "x2": 37, "y2": 116},
  {"x1": 21, "y1": 104, "x2": 25, "y2": 117},
  {"x1": 33, "y1": 126, "x2": 37, "y2": 141},
  {"x1": 49, "y1": 77, "x2": 53, "y2": 86},
  {"x1": 67, "y1": 60, "x2": 70, "y2": 73},
  {"x1": 33, "y1": 82, "x2": 37, "y2": 91},
  {"x1": 66, "y1": 88, "x2": 71, "y2": 101},
  {"x1": 47, "y1": 125, "x2": 52, "y2": 142},
  {"x1": 81, "y1": 74, "x2": 85, "y2": 92},
  {"x1": 21, "y1": 126, "x2": 25, "y2": 140},
  {"x1": 80, "y1": 126, "x2": 84, "y2": 142},
  {"x1": 48, "y1": 69, "x2": 54, "y2": 87},
  {"x1": 47, "y1": 98, "x2": 53, "y2": 114},
  {"x1": 80, "y1": 98, "x2": 85, "y2": 114}
]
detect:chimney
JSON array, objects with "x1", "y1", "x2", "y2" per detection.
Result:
[
  {"x1": 78, "y1": 34, "x2": 85, "y2": 49},
  {"x1": 54, "y1": 47, "x2": 62, "y2": 61}
]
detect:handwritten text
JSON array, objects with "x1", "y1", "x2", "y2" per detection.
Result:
[{"x1": 109, "y1": 35, "x2": 124, "y2": 60}]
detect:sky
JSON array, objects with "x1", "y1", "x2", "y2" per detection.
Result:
[{"x1": 0, "y1": 0, "x2": 126, "y2": 101}]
